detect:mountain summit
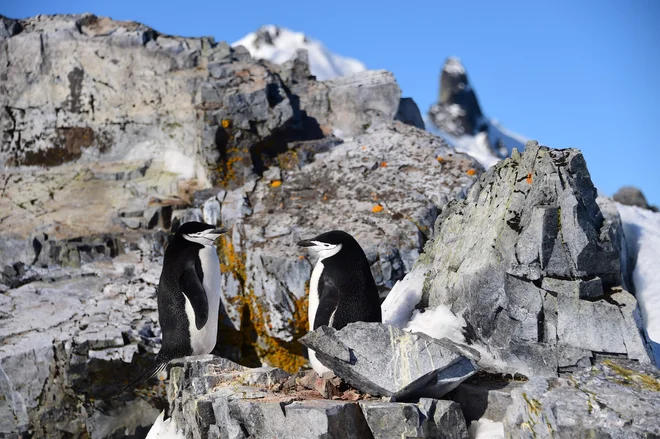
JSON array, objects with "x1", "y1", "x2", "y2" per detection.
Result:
[
  {"x1": 232, "y1": 25, "x2": 366, "y2": 81},
  {"x1": 427, "y1": 57, "x2": 527, "y2": 168}
]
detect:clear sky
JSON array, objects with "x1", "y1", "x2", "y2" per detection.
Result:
[{"x1": 3, "y1": 0, "x2": 659, "y2": 205}]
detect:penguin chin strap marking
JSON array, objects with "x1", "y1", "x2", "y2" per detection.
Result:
[
  {"x1": 308, "y1": 242, "x2": 342, "y2": 260},
  {"x1": 183, "y1": 232, "x2": 220, "y2": 246}
]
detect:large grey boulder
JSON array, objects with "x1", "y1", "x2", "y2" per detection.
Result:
[
  {"x1": 359, "y1": 399, "x2": 468, "y2": 439},
  {"x1": 412, "y1": 141, "x2": 654, "y2": 377},
  {"x1": 504, "y1": 359, "x2": 660, "y2": 438},
  {"x1": 299, "y1": 322, "x2": 480, "y2": 400},
  {"x1": 291, "y1": 70, "x2": 402, "y2": 138}
]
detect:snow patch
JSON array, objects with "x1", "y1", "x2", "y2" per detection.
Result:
[
  {"x1": 444, "y1": 57, "x2": 467, "y2": 76},
  {"x1": 146, "y1": 410, "x2": 184, "y2": 439},
  {"x1": 381, "y1": 267, "x2": 426, "y2": 328},
  {"x1": 405, "y1": 305, "x2": 467, "y2": 344},
  {"x1": 233, "y1": 26, "x2": 366, "y2": 81},
  {"x1": 617, "y1": 203, "x2": 660, "y2": 363},
  {"x1": 468, "y1": 418, "x2": 505, "y2": 439}
]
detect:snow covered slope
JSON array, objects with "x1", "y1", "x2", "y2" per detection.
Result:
[
  {"x1": 232, "y1": 25, "x2": 365, "y2": 81},
  {"x1": 617, "y1": 203, "x2": 660, "y2": 364}
]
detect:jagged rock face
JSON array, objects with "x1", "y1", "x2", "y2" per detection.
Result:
[
  {"x1": 418, "y1": 141, "x2": 654, "y2": 376},
  {"x1": 162, "y1": 355, "x2": 470, "y2": 439},
  {"x1": 0, "y1": 232, "x2": 166, "y2": 438},
  {"x1": 504, "y1": 359, "x2": 660, "y2": 437},
  {"x1": 395, "y1": 97, "x2": 425, "y2": 130},
  {"x1": 428, "y1": 57, "x2": 484, "y2": 137},
  {"x1": 208, "y1": 122, "x2": 482, "y2": 371}
]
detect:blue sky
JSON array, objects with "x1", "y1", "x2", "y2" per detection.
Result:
[{"x1": 4, "y1": 0, "x2": 659, "y2": 205}]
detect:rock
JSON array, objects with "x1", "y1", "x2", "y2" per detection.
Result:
[
  {"x1": 415, "y1": 141, "x2": 654, "y2": 376},
  {"x1": 395, "y1": 97, "x2": 425, "y2": 130},
  {"x1": 299, "y1": 322, "x2": 480, "y2": 400},
  {"x1": 0, "y1": 240, "x2": 164, "y2": 437},
  {"x1": 163, "y1": 355, "x2": 379, "y2": 439},
  {"x1": 212, "y1": 122, "x2": 481, "y2": 370},
  {"x1": 428, "y1": 57, "x2": 484, "y2": 137},
  {"x1": 280, "y1": 48, "x2": 315, "y2": 85},
  {"x1": 447, "y1": 376, "x2": 523, "y2": 422},
  {"x1": 292, "y1": 70, "x2": 402, "y2": 138},
  {"x1": 504, "y1": 359, "x2": 660, "y2": 438},
  {"x1": 613, "y1": 186, "x2": 657, "y2": 211},
  {"x1": 359, "y1": 399, "x2": 468, "y2": 439}
]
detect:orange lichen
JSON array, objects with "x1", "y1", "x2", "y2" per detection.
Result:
[
  {"x1": 372, "y1": 204, "x2": 384, "y2": 213},
  {"x1": 380, "y1": 161, "x2": 387, "y2": 167},
  {"x1": 221, "y1": 119, "x2": 231, "y2": 129},
  {"x1": 466, "y1": 169, "x2": 477, "y2": 176},
  {"x1": 526, "y1": 173, "x2": 533, "y2": 184},
  {"x1": 217, "y1": 233, "x2": 309, "y2": 373},
  {"x1": 271, "y1": 180, "x2": 282, "y2": 188},
  {"x1": 436, "y1": 156, "x2": 444, "y2": 162}
]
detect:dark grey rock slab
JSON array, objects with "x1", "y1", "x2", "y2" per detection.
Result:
[
  {"x1": 299, "y1": 322, "x2": 479, "y2": 400},
  {"x1": 359, "y1": 398, "x2": 468, "y2": 439}
]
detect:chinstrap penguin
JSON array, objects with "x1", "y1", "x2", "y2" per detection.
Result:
[
  {"x1": 124, "y1": 221, "x2": 227, "y2": 390},
  {"x1": 297, "y1": 230, "x2": 382, "y2": 375}
]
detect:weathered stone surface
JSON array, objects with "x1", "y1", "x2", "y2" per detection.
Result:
[
  {"x1": 359, "y1": 399, "x2": 468, "y2": 439},
  {"x1": 504, "y1": 359, "x2": 660, "y2": 438},
  {"x1": 0, "y1": 236, "x2": 165, "y2": 437},
  {"x1": 212, "y1": 122, "x2": 481, "y2": 370},
  {"x1": 395, "y1": 97, "x2": 425, "y2": 130},
  {"x1": 448, "y1": 376, "x2": 523, "y2": 422},
  {"x1": 292, "y1": 70, "x2": 402, "y2": 138},
  {"x1": 414, "y1": 141, "x2": 654, "y2": 376},
  {"x1": 163, "y1": 355, "x2": 381, "y2": 439},
  {"x1": 299, "y1": 322, "x2": 480, "y2": 400}
]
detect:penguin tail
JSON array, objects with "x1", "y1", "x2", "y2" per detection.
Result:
[{"x1": 121, "y1": 355, "x2": 170, "y2": 393}]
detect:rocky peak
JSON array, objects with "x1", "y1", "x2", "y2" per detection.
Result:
[{"x1": 429, "y1": 57, "x2": 484, "y2": 137}]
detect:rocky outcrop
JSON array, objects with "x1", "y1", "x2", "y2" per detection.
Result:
[
  {"x1": 0, "y1": 232, "x2": 165, "y2": 437},
  {"x1": 504, "y1": 359, "x2": 660, "y2": 438},
  {"x1": 208, "y1": 122, "x2": 481, "y2": 371},
  {"x1": 614, "y1": 186, "x2": 658, "y2": 212},
  {"x1": 403, "y1": 141, "x2": 654, "y2": 377},
  {"x1": 428, "y1": 57, "x2": 484, "y2": 137},
  {"x1": 299, "y1": 322, "x2": 479, "y2": 400},
  {"x1": 159, "y1": 355, "x2": 470, "y2": 439},
  {"x1": 0, "y1": 13, "x2": 480, "y2": 437}
]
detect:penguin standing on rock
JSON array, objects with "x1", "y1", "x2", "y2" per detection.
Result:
[
  {"x1": 124, "y1": 221, "x2": 227, "y2": 390},
  {"x1": 297, "y1": 230, "x2": 382, "y2": 376}
]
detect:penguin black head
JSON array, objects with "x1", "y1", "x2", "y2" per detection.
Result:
[
  {"x1": 297, "y1": 230, "x2": 360, "y2": 259},
  {"x1": 174, "y1": 221, "x2": 227, "y2": 246}
]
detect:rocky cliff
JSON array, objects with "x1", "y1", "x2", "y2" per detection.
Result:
[{"x1": 0, "y1": 13, "x2": 480, "y2": 437}]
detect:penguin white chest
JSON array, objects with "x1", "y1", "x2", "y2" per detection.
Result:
[
  {"x1": 308, "y1": 260, "x2": 324, "y2": 330},
  {"x1": 183, "y1": 246, "x2": 221, "y2": 355}
]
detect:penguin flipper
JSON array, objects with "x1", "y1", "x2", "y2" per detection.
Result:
[
  {"x1": 313, "y1": 276, "x2": 340, "y2": 330},
  {"x1": 121, "y1": 358, "x2": 169, "y2": 392},
  {"x1": 179, "y1": 258, "x2": 209, "y2": 330}
]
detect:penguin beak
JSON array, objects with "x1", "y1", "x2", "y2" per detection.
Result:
[
  {"x1": 203, "y1": 227, "x2": 228, "y2": 240},
  {"x1": 297, "y1": 239, "x2": 316, "y2": 248}
]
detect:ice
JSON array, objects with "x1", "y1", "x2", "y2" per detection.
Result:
[{"x1": 468, "y1": 418, "x2": 504, "y2": 439}]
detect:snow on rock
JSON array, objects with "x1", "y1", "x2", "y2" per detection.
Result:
[
  {"x1": 617, "y1": 203, "x2": 660, "y2": 363},
  {"x1": 146, "y1": 411, "x2": 184, "y2": 439},
  {"x1": 233, "y1": 25, "x2": 366, "y2": 80},
  {"x1": 381, "y1": 267, "x2": 427, "y2": 328},
  {"x1": 405, "y1": 305, "x2": 467, "y2": 344},
  {"x1": 468, "y1": 418, "x2": 505, "y2": 439}
]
